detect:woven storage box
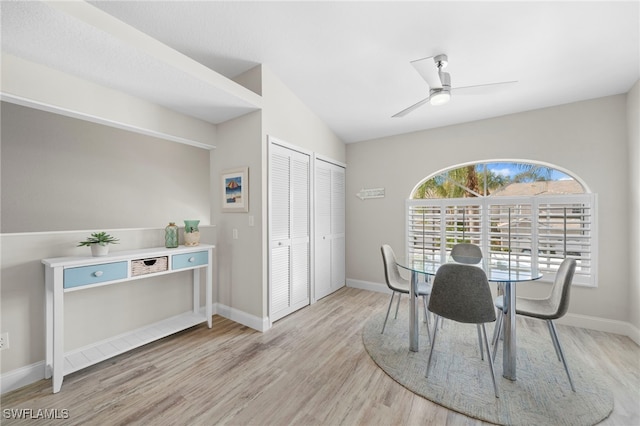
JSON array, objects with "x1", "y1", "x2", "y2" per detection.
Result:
[{"x1": 131, "y1": 256, "x2": 168, "y2": 276}]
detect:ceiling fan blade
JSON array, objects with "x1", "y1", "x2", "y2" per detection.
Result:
[
  {"x1": 452, "y1": 80, "x2": 518, "y2": 92},
  {"x1": 392, "y1": 96, "x2": 430, "y2": 118},
  {"x1": 410, "y1": 56, "x2": 443, "y2": 89}
]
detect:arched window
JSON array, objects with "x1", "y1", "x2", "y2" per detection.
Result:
[{"x1": 406, "y1": 161, "x2": 597, "y2": 286}]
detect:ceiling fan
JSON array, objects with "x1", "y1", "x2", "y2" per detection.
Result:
[{"x1": 392, "y1": 54, "x2": 517, "y2": 118}]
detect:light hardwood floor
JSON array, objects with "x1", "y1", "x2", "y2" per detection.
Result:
[{"x1": 2, "y1": 287, "x2": 639, "y2": 425}]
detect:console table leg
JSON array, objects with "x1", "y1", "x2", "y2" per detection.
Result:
[
  {"x1": 206, "y1": 249, "x2": 213, "y2": 328},
  {"x1": 193, "y1": 269, "x2": 200, "y2": 315},
  {"x1": 52, "y1": 268, "x2": 64, "y2": 393}
]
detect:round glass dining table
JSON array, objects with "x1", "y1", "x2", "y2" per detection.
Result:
[{"x1": 397, "y1": 258, "x2": 542, "y2": 381}]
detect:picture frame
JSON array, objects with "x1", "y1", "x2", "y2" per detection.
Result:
[{"x1": 221, "y1": 167, "x2": 249, "y2": 212}]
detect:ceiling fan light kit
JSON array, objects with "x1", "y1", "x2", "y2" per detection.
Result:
[{"x1": 429, "y1": 89, "x2": 451, "y2": 106}]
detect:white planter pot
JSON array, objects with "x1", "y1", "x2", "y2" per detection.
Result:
[{"x1": 90, "y1": 244, "x2": 110, "y2": 257}]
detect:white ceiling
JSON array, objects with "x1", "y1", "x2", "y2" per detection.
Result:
[{"x1": 2, "y1": 1, "x2": 639, "y2": 144}]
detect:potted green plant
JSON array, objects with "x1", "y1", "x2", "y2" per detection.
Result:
[{"x1": 78, "y1": 232, "x2": 120, "y2": 257}]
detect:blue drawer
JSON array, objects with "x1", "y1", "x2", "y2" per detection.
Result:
[
  {"x1": 172, "y1": 251, "x2": 208, "y2": 270},
  {"x1": 64, "y1": 261, "x2": 128, "y2": 289}
]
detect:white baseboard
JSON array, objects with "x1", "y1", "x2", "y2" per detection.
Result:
[
  {"x1": 558, "y1": 313, "x2": 640, "y2": 346},
  {"x1": 213, "y1": 302, "x2": 270, "y2": 332},
  {"x1": 346, "y1": 278, "x2": 391, "y2": 294},
  {"x1": 1, "y1": 361, "x2": 45, "y2": 395},
  {"x1": 346, "y1": 279, "x2": 640, "y2": 345}
]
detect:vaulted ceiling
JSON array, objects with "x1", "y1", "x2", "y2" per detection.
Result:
[{"x1": 2, "y1": 1, "x2": 639, "y2": 143}]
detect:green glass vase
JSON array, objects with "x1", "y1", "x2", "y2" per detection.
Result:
[{"x1": 165, "y1": 222, "x2": 179, "y2": 248}]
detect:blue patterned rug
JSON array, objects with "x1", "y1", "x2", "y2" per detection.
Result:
[{"x1": 362, "y1": 310, "x2": 613, "y2": 425}]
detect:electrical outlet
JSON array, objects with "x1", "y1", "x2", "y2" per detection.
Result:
[{"x1": 0, "y1": 332, "x2": 8, "y2": 350}]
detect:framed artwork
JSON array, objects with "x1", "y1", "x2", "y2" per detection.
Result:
[{"x1": 221, "y1": 167, "x2": 249, "y2": 212}]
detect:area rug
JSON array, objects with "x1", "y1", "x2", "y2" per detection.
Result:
[{"x1": 362, "y1": 310, "x2": 613, "y2": 425}]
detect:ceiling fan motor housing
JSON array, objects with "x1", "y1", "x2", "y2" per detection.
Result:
[{"x1": 438, "y1": 71, "x2": 451, "y2": 89}]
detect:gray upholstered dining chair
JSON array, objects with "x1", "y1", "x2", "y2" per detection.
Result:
[
  {"x1": 451, "y1": 243, "x2": 483, "y2": 264},
  {"x1": 492, "y1": 258, "x2": 577, "y2": 391},
  {"x1": 451, "y1": 243, "x2": 486, "y2": 360},
  {"x1": 380, "y1": 245, "x2": 432, "y2": 339},
  {"x1": 425, "y1": 263, "x2": 499, "y2": 398}
]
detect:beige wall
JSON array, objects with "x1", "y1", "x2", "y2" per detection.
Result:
[
  {"x1": 0, "y1": 63, "x2": 346, "y2": 380},
  {"x1": 1, "y1": 102, "x2": 211, "y2": 232},
  {"x1": 346, "y1": 95, "x2": 631, "y2": 324},
  {"x1": 628, "y1": 80, "x2": 640, "y2": 331},
  {"x1": 211, "y1": 65, "x2": 346, "y2": 323},
  {"x1": 261, "y1": 66, "x2": 346, "y2": 163},
  {"x1": 212, "y1": 110, "x2": 263, "y2": 319},
  {"x1": 0, "y1": 105, "x2": 215, "y2": 374}
]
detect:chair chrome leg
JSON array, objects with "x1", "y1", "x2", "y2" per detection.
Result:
[
  {"x1": 477, "y1": 324, "x2": 485, "y2": 360},
  {"x1": 549, "y1": 320, "x2": 576, "y2": 392},
  {"x1": 482, "y1": 323, "x2": 499, "y2": 398},
  {"x1": 491, "y1": 312, "x2": 503, "y2": 362},
  {"x1": 381, "y1": 292, "x2": 395, "y2": 334},
  {"x1": 422, "y1": 296, "x2": 432, "y2": 345},
  {"x1": 394, "y1": 292, "x2": 402, "y2": 319},
  {"x1": 422, "y1": 296, "x2": 428, "y2": 323},
  {"x1": 425, "y1": 316, "x2": 440, "y2": 378},
  {"x1": 547, "y1": 320, "x2": 562, "y2": 361},
  {"x1": 491, "y1": 303, "x2": 503, "y2": 346}
]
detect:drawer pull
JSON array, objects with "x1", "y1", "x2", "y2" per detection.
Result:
[
  {"x1": 143, "y1": 259, "x2": 157, "y2": 266},
  {"x1": 188, "y1": 257, "x2": 195, "y2": 262},
  {"x1": 93, "y1": 271, "x2": 103, "y2": 277}
]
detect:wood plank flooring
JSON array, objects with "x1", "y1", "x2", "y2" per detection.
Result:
[{"x1": 2, "y1": 287, "x2": 639, "y2": 425}]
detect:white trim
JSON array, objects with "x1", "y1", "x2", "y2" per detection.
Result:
[
  {"x1": 1, "y1": 361, "x2": 46, "y2": 395},
  {"x1": 1, "y1": 93, "x2": 217, "y2": 150},
  {"x1": 213, "y1": 302, "x2": 270, "y2": 332},
  {"x1": 0, "y1": 225, "x2": 216, "y2": 238},
  {"x1": 268, "y1": 135, "x2": 314, "y2": 157},
  {"x1": 314, "y1": 153, "x2": 347, "y2": 169},
  {"x1": 346, "y1": 278, "x2": 391, "y2": 294},
  {"x1": 558, "y1": 313, "x2": 640, "y2": 346}
]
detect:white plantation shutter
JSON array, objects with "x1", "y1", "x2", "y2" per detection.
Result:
[
  {"x1": 536, "y1": 195, "x2": 596, "y2": 285},
  {"x1": 406, "y1": 193, "x2": 597, "y2": 286},
  {"x1": 485, "y1": 199, "x2": 536, "y2": 276}
]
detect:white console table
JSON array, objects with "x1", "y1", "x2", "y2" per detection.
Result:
[{"x1": 42, "y1": 244, "x2": 214, "y2": 393}]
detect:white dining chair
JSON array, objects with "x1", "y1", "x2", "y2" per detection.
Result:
[
  {"x1": 492, "y1": 258, "x2": 577, "y2": 391},
  {"x1": 380, "y1": 245, "x2": 432, "y2": 340}
]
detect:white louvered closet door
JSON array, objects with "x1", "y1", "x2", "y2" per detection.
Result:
[
  {"x1": 269, "y1": 143, "x2": 310, "y2": 322},
  {"x1": 314, "y1": 159, "x2": 345, "y2": 301}
]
